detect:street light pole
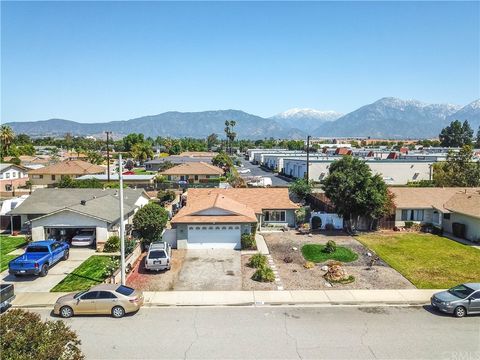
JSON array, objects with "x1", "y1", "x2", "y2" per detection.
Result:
[
  {"x1": 306, "y1": 135, "x2": 311, "y2": 181},
  {"x1": 118, "y1": 154, "x2": 126, "y2": 285},
  {"x1": 106, "y1": 131, "x2": 112, "y2": 182}
]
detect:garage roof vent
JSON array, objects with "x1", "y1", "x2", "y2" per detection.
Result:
[{"x1": 80, "y1": 200, "x2": 86, "y2": 206}]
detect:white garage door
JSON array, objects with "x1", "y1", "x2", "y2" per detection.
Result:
[{"x1": 187, "y1": 224, "x2": 241, "y2": 249}]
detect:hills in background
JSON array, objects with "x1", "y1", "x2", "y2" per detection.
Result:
[{"x1": 5, "y1": 98, "x2": 480, "y2": 140}]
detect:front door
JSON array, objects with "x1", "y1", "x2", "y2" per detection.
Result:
[{"x1": 76, "y1": 291, "x2": 99, "y2": 314}]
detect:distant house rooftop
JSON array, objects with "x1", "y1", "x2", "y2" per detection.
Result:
[
  {"x1": 159, "y1": 162, "x2": 224, "y2": 176},
  {"x1": 28, "y1": 160, "x2": 105, "y2": 175}
]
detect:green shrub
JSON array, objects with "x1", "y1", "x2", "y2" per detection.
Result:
[
  {"x1": 247, "y1": 253, "x2": 267, "y2": 268},
  {"x1": 125, "y1": 238, "x2": 137, "y2": 256},
  {"x1": 241, "y1": 233, "x2": 256, "y2": 250},
  {"x1": 404, "y1": 221, "x2": 414, "y2": 229},
  {"x1": 0, "y1": 309, "x2": 84, "y2": 360},
  {"x1": 103, "y1": 235, "x2": 120, "y2": 253},
  {"x1": 324, "y1": 240, "x2": 337, "y2": 254},
  {"x1": 431, "y1": 226, "x2": 443, "y2": 236},
  {"x1": 252, "y1": 265, "x2": 275, "y2": 282},
  {"x1": 133, "y1": 202, "x2": 169, "y2": 244},
  {"x1": 157, "y1": 190, "x2": 176, "y2": 205}
]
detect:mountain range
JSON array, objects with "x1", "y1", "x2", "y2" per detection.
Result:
[{"x1": 5, "y1": 97, "x2": 480, "y2": 140}]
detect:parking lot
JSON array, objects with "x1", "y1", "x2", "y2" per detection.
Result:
[
  {"x1": 0, "y1": 247, "x2": 94, "y2": 292},
  {"x1": 237, "y1": 158, "x2": 291, "y2": 187}
]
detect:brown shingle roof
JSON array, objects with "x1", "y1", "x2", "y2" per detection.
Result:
[
  {"x1": 28, "y1": 160, "x2": 105, "y2": 175},
  {"x1": 444, "y1": 192, "x2": 480, "y2": 219},
  {"x1": 172, "y1": 188, "x2": 298, "y2": 224},
  {"x1": 160, "y1": 162, "x2": 224, "y2": 176},
  {"x1": 389, "y1": 187, "x2": 480, "y2": 211}
]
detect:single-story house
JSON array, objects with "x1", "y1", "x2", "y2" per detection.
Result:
[
  {"x1": 28, "y1": 160, "x2": 106, "y2": 187},
  {"x1": 76, "y1": 174, "x2": 156, "y2": 188},
  {"x1": 159, "y1": 162, "x2": 224, "y2": 183},
  {"x1": 0, "y1": 163, "x2": 29, "y2": 191},
  {"x1": 171, "y1": 188, "x2": 299, "y2": 249},
  {"x1": 389, "y1": 187, "x2": 480, "y2": 242},
  {"x1": 7, "y1": 188, "x2": 150, "y2": 250},
  {"x1": 145, "y1": 154, "x2": 215, "y2": 171}
]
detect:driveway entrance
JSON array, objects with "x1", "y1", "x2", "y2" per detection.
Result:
[{"x1": 174, "y1": 249, "x2": 241, "y2": 290}]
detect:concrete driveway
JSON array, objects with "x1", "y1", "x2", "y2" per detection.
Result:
[
  {"x1": 174, "y1": 250, "x2": 241, "y2": 291},
  {"x1": 0, "y1": 248, "x2": 94, "y2": 292}
]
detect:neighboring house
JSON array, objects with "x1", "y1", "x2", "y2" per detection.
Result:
[
  {"x1": 171, "y1": 188, "x2": 299, "y2": 249},
  {"x1": 76, "y1": 174, "x2": 156, "y2": 188},
  {"x1": 0, "y1": 194, "x2": 29, "y2": 232},
  {"x1": 389, "y1": 187, "x2": 480, "y2": 242},
  {"x1": 0, "y1": 164, "x2": 29, "y2": 191},
  {"x1": 3, "y1": 155, "x2": 51, "y2": 167},
  {"x1": 159, "y1": 162, "x2": 224, "y2": 183},
  {"x1": 28, "y1": 160, "x2": 106, "y2": 187},
  {"x1": 145, "y1": 155, "x2": 215, "y2": 171},
  {"x1": 7, "y1": 188, "x2": 150, "y2": 250}
]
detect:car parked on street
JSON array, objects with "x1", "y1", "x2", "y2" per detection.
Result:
[
  {"x1": 8, "y1": 240, "x2": 70, "y2": 277},
  {"x1": 145, "y1": 242, "x2": 172, "y2": 271},
  {"x1": 71, "y1": 229, "x2": 96, "y2": 247},
  {"x1": 431, "y1": 283, "x2": 480, "y2": 317},
  {"x1": 54, "y1": 284, "x2": 144, "y2": 318}
]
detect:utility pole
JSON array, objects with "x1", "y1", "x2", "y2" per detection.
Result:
[
  {"x1": 118, "y1": 154, "x2": 126, "y2": 285},
  {"x1": 306, "y1": 135, "x2": 311, "y2": 181},
  {"x1": 105, "y1": 131, "x2": 112, "y2": 182}
]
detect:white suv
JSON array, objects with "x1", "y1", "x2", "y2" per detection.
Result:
[{"x1": 145, "y1": 242, "x2": 172, "y2": 271}]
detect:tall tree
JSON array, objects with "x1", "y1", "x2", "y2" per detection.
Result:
[
  {"x1": 224, "y1": 120, "x2": 237, "y2": 155},
  {"x1": 207, "y1": 133, "x2": 218, "y2": 150},
  {"x1": 321, "y1": 156, "x2": 392, "y2": 230},
  {"x1": 122, "y1": 133, "x2": 145, "y2": 152},
  {"x1": 476, "y1": 126, "x2": 480, "y2": 148},
  {"x1": 130, "y1": 142, "x2": 154, "y2": 163},
  {"x1": 433, "y1": 145, "x2": 480, "y2": 187},
  {"x1": 0, "y1": 125, "x2": 15, "y2": 156},
  {"x1": 439, "y1": 120, "x2": 473, "y2": 147}
]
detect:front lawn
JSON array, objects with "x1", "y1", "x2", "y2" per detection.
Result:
[
  {"x1": 357, "y1": 233, "x2": 480, "y2": 289},
  {"x1": 133, "y1": 168, "x2": 155, "y2": 175},
  {"x1": 0, "y1": 235, "x2": 28, "y2": 272},
  {"x1": 50, "y1": 255, "x2": 119, "y2": 292},
  {"x1": 301, "y1": 244, "x2": 358, "y2": 263}
]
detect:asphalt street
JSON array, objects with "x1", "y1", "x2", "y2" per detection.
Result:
[
  {"x1": 32, "y1": 305, "x2": 480, "y2": 359},
  {"x1": 238, "y1": 157, "x2": 291, "y2": 187}
]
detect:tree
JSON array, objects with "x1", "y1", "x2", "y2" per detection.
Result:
[
  {"x1": 1, "y1": 125, "x2": 15, "y2": 157},
  {"x1": 212, "y1": 152, "x2": 233, "y2": 171},
  {"x1": 476, "y1": 126, "x2": 480, "y2": 148},
  {"x1": 289, "y1": 178, "x2": 313, "y2": 201},
  {"x1": 130, "y1": 142, "x2": 154, "y2": 163},
  {"x1": 433, "y1": 145, "x2": 480, "y2": 187},
  {"x1": 0, "y1": 309, "x2": 84, "y2": 360},
  {"x1": 321, "y1": 156, "x2": 391, "y2": 230},
  {"x1": 132, "y1": 202, "x2": 168, "y2": 244},
  {"x1": 224, "y1": 120, "x2": 237, "y2": 154},
  {"x1": 439, "y1": 120, "x2": 473, "y2": 147},
  {"x1": 124, "y1": 159, "x2": 135, "y2": 171},
  {"x1": 122, "y1": 133, "x2": 145, "y2": 152},
  {"x1": 157, "y1": 189, "x2": 176, "y2": 205},
  {"x1": 207, "y1": 133, "x2": 218, "y2": 150},
  {"x1": 86, "y1": 151, "x2": 104, "y2": 165}
]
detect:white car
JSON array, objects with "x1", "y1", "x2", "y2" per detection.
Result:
[
  {"x1": 145, "y1": 242, "x2": 172, "y2": 271},
  {"x1": 238, "y1": 168, "x2": 251, "y2": 174},
  {"x1": 71, "y1": 229, "x2": 96, "y2": 247}
]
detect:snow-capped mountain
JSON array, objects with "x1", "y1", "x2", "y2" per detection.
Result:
[
  {"x1": 447, "y1": 99, "x2": 480, "y2": 130},
  {"x1": 270, "y1": 108, "x2": 342, "y2": 133},
  {"x1": 313, "y1": 97, "x2": 462, "y2": 138}
]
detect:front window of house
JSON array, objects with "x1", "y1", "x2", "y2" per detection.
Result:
[
  {"x1": 401, "y1": 209, "x2": 424, "y2": 221},
  {"x1": 264, "y1": 210, "x2": 286, "y2": 222}
]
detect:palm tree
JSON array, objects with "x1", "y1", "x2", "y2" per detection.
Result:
[
  {"x1": 1, "y1": 125, "x2": 15, "y2": 155},
  {"x1": 131, "y1": 142, "x2": 154, "y2": 164}
]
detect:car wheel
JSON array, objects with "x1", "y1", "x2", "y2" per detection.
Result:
[
  {"x1": 62, "y1": 250, "x2": 70, "y2": 261},
  {"x1": 454, "y1": 306, "x2": 467, "y2": 318},
  {"x1": 112, "y1": 306, "x2": 125, "y2": 318},
  {"x1": 60, "y1": 306, "x2": 74, "y2": 318},
  {"x1": 39, "y1": 264, "x2": 49, "y2": 277}
]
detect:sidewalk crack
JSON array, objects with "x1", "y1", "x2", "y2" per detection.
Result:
[
  {"x1": 283, "y1": 312, "x2": 302, "y2": 360},
  {"x1": 360, "y1": 320, "x2": 377, "y2": 359},
  {"x1": 184, "y1": 309, "x2": 199, "y2": 360}
]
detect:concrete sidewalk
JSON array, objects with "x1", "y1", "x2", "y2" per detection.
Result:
[{"x1": 12, "y1": 289, "x2": 439, "y2": 308}]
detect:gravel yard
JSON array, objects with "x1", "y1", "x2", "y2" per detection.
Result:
[
  {"x1": 241, "y1": 254, "x2": 277, "y2": 291},
  {"x1": 263, "y1": 232, "x2": 415, "y2": 290},
  {"x1": 127, "y1": 249, "x2": 186, "y2": 291}
]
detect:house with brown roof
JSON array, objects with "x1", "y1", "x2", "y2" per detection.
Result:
[
  {"x1": 159, "y1": 162, "x2": 224, "y2": 184},
  {"x1": 389, "y1": 187, "x2": 480, "y2": 242},
  {"x1": 28, "y1": 160, "x2": 106, "y2": 187},
  {"x1": 171, "y1": 188, "x2": 299, "y2": 249}
]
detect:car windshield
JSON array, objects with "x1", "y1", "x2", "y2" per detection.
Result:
[
  {"x1": 448, "y1": 285, "x2": 475, "y2": 299},
  {"x1": 77, "y1": 231, "x2": 93, "y2": 236},
  {"x1": 148, "y1": 250, "x2": 166, "y2": 259},
  {"x1": 74, "y1": 291, "x2": 87, "y2": 299},
  {"x1": 116, "y1": 285, "x2": 135, "y2": 296},
  {"x1": 26, "y1": 246, "x2": 49, "y2": 253}
]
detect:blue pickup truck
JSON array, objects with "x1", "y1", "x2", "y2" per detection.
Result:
[{"x1": 8, "y1": 240, "x2": 70, "y2": 277}]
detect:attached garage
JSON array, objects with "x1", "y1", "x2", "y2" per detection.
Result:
[{"x1": 187, "y1": 224, "x2": 241, "y2": 249}]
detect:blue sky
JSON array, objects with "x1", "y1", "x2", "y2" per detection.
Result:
[{"x1": 1, "y1": 1, "x2": 479, "y2": 123}]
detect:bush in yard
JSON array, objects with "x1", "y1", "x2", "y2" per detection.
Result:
[
  {"x1": 157, "y1": 190, "x2": 176, "y2": 205},
  {"x1": 241, "y1": 233, "x2": 256, "y2": 250},
  {"x1": 247, "y1": 253, "x2": 267, "y2": 268},
  {"x1": 252, "y1": 265, "x2": 275, "y2": 282},
  {"x1": 103, "y1": 256, "x2": 120, "y2": 279},
  {"x1": 0, "y1": 309, "x2": 84, "y2": 360},
  {"x1": 404, "y1": 221, "x2": 414, "y2": 229},
  {"x1": 133, "y1": 202, "x2": 168, "y2": 245},
  {"x1": 125, "y1": 238, "x2": 137, "y2": 256},
  {"x1": 324, "y1": 240, "x2": 337, "y2": 254},
  {"x1": 103, "y1": 235, "x2": 120, "y2": 253}
]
